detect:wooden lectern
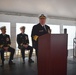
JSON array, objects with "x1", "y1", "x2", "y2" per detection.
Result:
[{"x1": 38, "y1": 34, "x2": 68, "y2": 75}]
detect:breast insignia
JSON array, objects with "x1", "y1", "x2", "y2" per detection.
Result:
[{"x1": 6, "y1": 38, "x2": 9, "y2": 41}]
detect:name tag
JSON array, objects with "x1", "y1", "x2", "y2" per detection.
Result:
[{"x1": 39, "y1": 30, "x2": 44, "y2": 32}]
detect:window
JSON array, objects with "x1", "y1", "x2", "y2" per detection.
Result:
[
  {"x1": 48, "y1": 24, "x2": 60, "y2": 34},
  {"x1": 63, "y1": 25, "x2": 76, "y2": 50},
  {"x1": 16, "y1": 23, "x2": 35, "y2": 55},
  {"x1": 16, "y1": 23, "x2": 35, "y2": 46}
]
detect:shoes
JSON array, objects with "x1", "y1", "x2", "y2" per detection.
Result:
[
  {"x1": 0, "y1": 64, "x2": 4, "y2": 67},
  {"x1": 9, "y1": 61, "x2": 15, "y2": 65},
  {"x1": 23, "y1": 59, "x2": 25, "y2": 64},
  {"x1": 28, "y1": 59, "x2": 34, "y2": 63},
  {"x1": 0, "y1": 61, "x2": 4, "y2": 67}
]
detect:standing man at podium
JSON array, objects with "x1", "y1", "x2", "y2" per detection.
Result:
[{"x1": 31, "y1": 14, "x2": 51, "y2": 57}]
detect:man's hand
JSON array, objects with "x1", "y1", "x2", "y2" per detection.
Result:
[
  {"x1": 23, "y1": 44, "x2": 28, "y2": 48},
  {"x1": 48, "y1": 29, "x2": 51, "y2": 34},
  {"x1": 8, "y1": 44, "x2": 10, "y2": 46},
  {"x1": 0, "y1": 45, "x2": 3, "y2": 48},
  {"x1": 3, "y1": 47, "x2": 9, "y2": 51},
  {"x1": 20, "y1": 43, "x2": 23, "y2": 46}
]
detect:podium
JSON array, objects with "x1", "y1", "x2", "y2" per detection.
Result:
[{"x1": 38, "y1": 34, "x2": 68, "y2": 75}]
